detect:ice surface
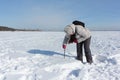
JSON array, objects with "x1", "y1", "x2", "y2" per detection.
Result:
[{"x1": 0, "y1": 31, "x2": 120, "y2": 80}]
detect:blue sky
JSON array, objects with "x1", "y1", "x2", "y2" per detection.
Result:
[{"x1": 0, "y1": 0, "x2": 120, "y2": 31}]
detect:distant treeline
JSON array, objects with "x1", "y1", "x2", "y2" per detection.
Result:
[
  {"x1": 0, "y1": 26, "x2": 41, "y2": 31},
  {"x1": 0, "y1": 26, "x2": 15, "y2": 31}
]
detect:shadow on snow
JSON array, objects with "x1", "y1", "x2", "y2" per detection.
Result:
[{"x1": 28, "y1": 49, "x2": 74, "y2": 58}]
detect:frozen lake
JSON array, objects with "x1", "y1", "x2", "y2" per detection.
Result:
[{"x1": 0, "y1": 31, "x2": 120, "y2": 80}]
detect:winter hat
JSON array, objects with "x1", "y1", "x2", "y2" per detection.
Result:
[
  {"x1": 72, "y1": 20, "x2": 85, "y2": 27},
  {"x1": 64, "y1": 24, "x2": 75, "y2": 35}
]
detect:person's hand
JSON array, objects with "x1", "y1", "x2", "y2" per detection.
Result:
[
  {"x1": 73, "y1": 39, "x2": 78, "y2": 43},
  {"x1": 62, "y1": 44, "x2": 66, "y2": 49}
]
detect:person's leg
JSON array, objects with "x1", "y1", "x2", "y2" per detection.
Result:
[
  {"x1": 76, "y1": 42, "x2": 83, "y2": 62},
  {"x1": 84, "y1": 37, "x2": 93, "y2": 64}
]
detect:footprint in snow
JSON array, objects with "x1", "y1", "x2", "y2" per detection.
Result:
[{"x1": 68, "y1": 69, "x2": 80, "y2": 77}]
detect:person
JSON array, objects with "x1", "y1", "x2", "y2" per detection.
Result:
[{"x1": 62, "y1": 20, "x2": 93, "y2": 64}]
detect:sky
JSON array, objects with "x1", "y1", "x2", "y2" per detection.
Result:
[{"x1": 0, "y1": 0, "x2": 120, "y2": 31}]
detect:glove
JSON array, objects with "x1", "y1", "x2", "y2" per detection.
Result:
[
  {"x1": 73, "y1": 39, "x2": 78, "y2": 43},
  {"x1": 62, "y1": 44, "x2": 66, "y2": 49}
]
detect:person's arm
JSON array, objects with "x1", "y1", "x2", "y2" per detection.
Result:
[
  {"x1": 63, "y1": 34, "x2": 70, "y2": 45},
  {"x1": 62, "y1": 34, "x2": 70, "y2": 49}
]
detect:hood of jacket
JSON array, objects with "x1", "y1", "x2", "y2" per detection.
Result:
[{"x1": 64, "y1": 24, "x2": 75, "y2": 35}]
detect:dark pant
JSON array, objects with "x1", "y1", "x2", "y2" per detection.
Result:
[{"x1": 76, "y1": 37, "x2": 93, "y2": 63}]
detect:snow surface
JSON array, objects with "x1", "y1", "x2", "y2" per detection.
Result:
[{"x1": 0, "y1": 31, "x2": 120, "y2": 80}]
